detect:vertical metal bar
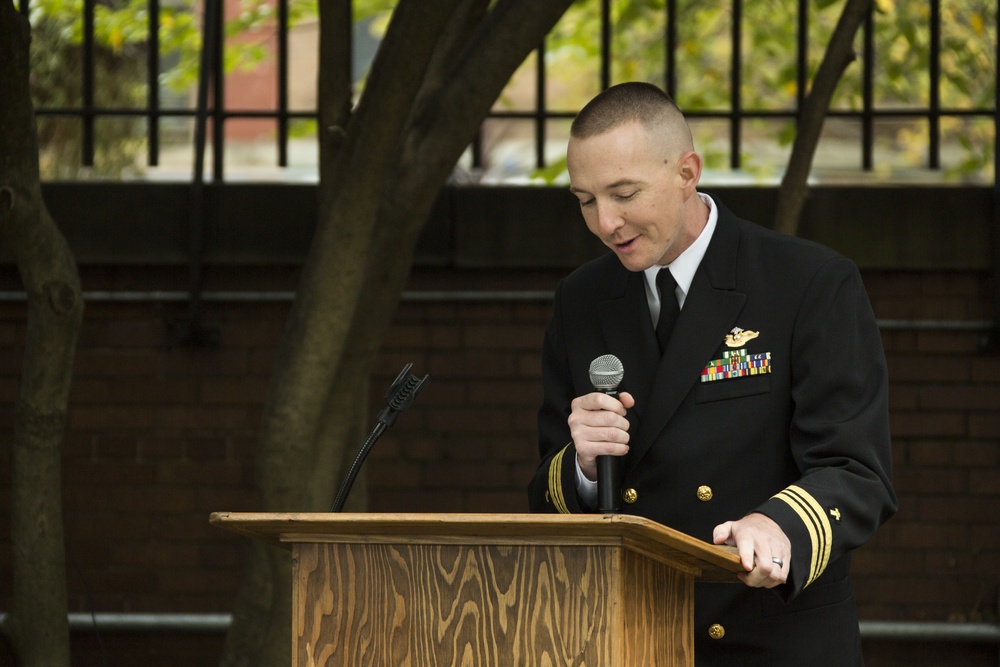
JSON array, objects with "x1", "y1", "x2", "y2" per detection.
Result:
[
  {"x1": 536, "y1": 39, "x2": 546, "y2": 170},
  {"x1": 601, "y1": 0, "x2": 611, "y2": 90},
  {"x1": 797, "y1": 0, "x2": 807, "y2": 112},
  {"x1": 471, "y1": 129, "x2": 483, "y2": 170},
  {"x1": 665, "y1": 0, "x2": 676, "y2": 98},
  {"x1": 148, "y1": 0, "x2": 160, "y2": 166},
  {"x1": 730, "y1": 0, "x2": 742, "y2": 169},
  {"x1": 212, "y1": 0, "x2": 225, "y2": 181},
  {"x1": 277, "y1": 0, "x2": 289, "y2": 167},
  {"x1": 990, "y1": 5, "x2": 1000, "y2": 353},
  {"x1": 862, "y1": 8, "x2": 874, "y2": 171},
  {"x1": 194, "y1": 1, "x2": 214, "y2": 186},
  {"x1": 928, "y1": 0, "x2": 940, "y2": 169},
  {"x1": 182, "y1": 0, "x2": 221, "y2": 347},
  {"x1": 82, "y1": 0, "x2": 96, "y2": 167}
]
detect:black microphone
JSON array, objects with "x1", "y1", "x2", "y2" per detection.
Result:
[
  {"x1": 330, "y1": 363, "x2": 430, "y2": 512},
  {"x1": 588, "y1": 354, "x2": 624, "y2": 513}
]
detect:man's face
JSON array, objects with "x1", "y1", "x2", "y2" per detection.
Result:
[{"x1": 567, "y1": 120, "x2": 700, "y2": 272}]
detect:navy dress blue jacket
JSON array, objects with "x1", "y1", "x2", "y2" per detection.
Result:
[{"x1": 528, "y1": 198, "x2": 896, "y2": 666}]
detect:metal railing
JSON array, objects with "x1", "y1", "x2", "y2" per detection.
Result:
[
  {"x1": 2, "y1": 612, "x2": 998, "y2": 645},
  {"x1": 14, "y1": 0, "x2": 999, "y2": 181}
]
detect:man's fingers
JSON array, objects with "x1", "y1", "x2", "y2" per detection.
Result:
[{"x1": 712, "y1": 521, "x2": 734, "y2": 546}]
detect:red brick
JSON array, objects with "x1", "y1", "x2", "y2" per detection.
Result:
[
  {"x1": 969, "y1": 412, "x2": 1000, "y2": 438},
  {"x1": 912, "y1": 496, "x2": 1000, "y2": 523},
  {"x1": 107, "y1": 487, "x2": 199, "y2": 513},
  {"x1": 112, "y1": 378, "x2": 201, "y2": 405},
  {"x1": 954, "y1": 440, "x2": 1000, "y2": 467},
  {"x1": 463, "y1": 323, "x2": 543, "y2": 350},
  {"x1": 890, "y1": 521, "x2": 969, "y2": 549},
  {"x1": 152, "y1": 406, "x2": 254, "y2": 430},
  {"x1": 970, "y1": 355, "x2": 1000, "y2": 382},
  {"x1": 159, "y1": 349, "x2": 249, "y2": 377},
  {"x1": 64, "y1": 461, "x2": 156, "y2": 487},
  {"x1": 887, "y1": 356, "x2": 970, "y2": 382},
  {"x1": 200, "y1": 377, "x2": 267, "y2": 404},
  {"x1": 140, "y1": 435, "x2": 186, "y2": 461},
  {"x1": 892, "y1": 468, "x2": 967, "y2": 495},
  {"x1": 67, "y1": 378, "x2": 110, "y2": 404},
  {"x1": 468, "y1": 379, "x2": 541, "y2": 407},
  {"x1": 81, "y1": 319, "x2": 168, "y2": 348},
  {"x1": 888, "y1": 411, "x2": 966, "y2": 438},
  {"x1": 70, "y1": 405, "x2": 157, "y2": 430},
  {"x1": 220, "y1": 320, "x2": 284, "y2": 347},
  {"x1": 73, "y1": 349, "x2": 162, "y2": 377},
  {"x1": 916, "y1": 330, "x2": 982, "y2": 354},
  {"x1": 154, "y1": 462, "x2": 243, "y2": 487},
  {"x1": 906, "y1": 440, "x2": 954, "y2": 465},
  {"x1": 919, "y1": 384, "x2": 1000, "y2": 411},
  {"x1": 968, "y1": 468, "x2": 1000, "y2": 495},
  {"x1": 94, "y1": 435, "x2": 139, "y2": 460},
  {"x1": 429, "y1": 462, "x2": 510, "y2": 489}
]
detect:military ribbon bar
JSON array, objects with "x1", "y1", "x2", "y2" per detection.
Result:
[{"x1": 701, "y1": 350, "x2": 771, "y2": 382}]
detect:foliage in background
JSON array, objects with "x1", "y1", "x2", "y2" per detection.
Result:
[
  {"x1": 26, "y1": 0, "x2": 999, "y2": 182},
  {"x1": 518, "y1": 0, "x2": 996, "y2": 182}
]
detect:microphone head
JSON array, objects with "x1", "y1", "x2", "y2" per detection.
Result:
[{"x1": 589, "y1": 354, "x2": 624, "y2": 392}]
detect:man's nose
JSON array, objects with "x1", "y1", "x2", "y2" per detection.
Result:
[{"x1": 595, "y1": 201, "x2": 624, "y2": 235}]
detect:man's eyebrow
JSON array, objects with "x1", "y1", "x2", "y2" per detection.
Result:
[{"x1": 569, "y1": 179, "x2": 643, "y2": 194}]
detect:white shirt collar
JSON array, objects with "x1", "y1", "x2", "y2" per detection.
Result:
[{"x1": 643, "y1": 192, "x2": 717, "y2": 313}]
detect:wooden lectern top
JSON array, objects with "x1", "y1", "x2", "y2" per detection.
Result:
[{"x1": 210, "y1": 511, "x2": 743, "y2": 583}]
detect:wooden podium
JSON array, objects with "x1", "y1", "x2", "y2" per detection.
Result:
[{"x1": 210, "y1": 512, "x2": 742, "y2": 666}]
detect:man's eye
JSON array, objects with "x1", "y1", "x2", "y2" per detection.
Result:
[
  {"x1": 614, "y1": 192, "x2": 637, "y2": 201},
  {"x1": 579, "y1": 198, "x2": 595, "y2": 207}
]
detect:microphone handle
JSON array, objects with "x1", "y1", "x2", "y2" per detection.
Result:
[
  {"x1": 594, "y1": 387, "x2": 622, "y2": 513},
  {"x1": 596, "y1": 455, "x2": 621, "y2": 513}
]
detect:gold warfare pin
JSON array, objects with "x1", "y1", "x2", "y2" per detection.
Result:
[{"x1": 725, "y1": 327, "x2": 760, "y2": 348}]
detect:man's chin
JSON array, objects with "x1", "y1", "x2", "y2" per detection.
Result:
[{"x1": 612, "y1": 251, "x2": 654, "y2": 273}]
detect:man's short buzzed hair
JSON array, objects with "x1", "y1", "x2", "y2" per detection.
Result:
[{"x1": 571, "y1": 82, "x2": 692, "y2": 148}]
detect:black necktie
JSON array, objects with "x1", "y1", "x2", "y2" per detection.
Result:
[{"x1": 656, "y1": 268, "x2": 679, "y2": 352}]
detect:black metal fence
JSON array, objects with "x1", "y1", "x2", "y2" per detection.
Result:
[{"x1": 16, "y1": 0, "x2": 1000, "y2": 183}]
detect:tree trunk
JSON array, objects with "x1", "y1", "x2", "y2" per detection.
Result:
[
  {"x1": 0, "y1": 2, "x2": 83, "y2": 666},
  {"x1": 774, "y1": 0, "x2": 874, "y2": 236},
  {"x1": 220, "y1": 1, "x2": 574, "y2": 664}
]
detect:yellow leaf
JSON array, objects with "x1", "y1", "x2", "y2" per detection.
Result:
[{"x1": 971, "y1": 12, "x2": 984, "y2": 36}]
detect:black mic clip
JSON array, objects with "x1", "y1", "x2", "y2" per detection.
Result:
[
  {"x1": 331, "y1": 363, "x2": 429, "y2": 512},
  {"x1": 377, "y1": 363, "x2": 431, "y2": 429}
]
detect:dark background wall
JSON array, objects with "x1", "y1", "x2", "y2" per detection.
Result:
[{"x1": 0, "y1": 183, "x2": 997, "y2": 665}]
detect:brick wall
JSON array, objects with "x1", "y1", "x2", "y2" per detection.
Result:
[{"x1": 0, "y1": 265, "x2": 997, "y2": 666}]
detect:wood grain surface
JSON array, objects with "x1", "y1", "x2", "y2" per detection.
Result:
[
  {"x1": 210, "y1": 513, "x2": 740, "y2": 666},
  {"x1": 292, "y1": 542, "x2": 698, "y2": 666}
]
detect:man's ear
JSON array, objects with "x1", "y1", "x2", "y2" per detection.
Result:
[{"x1": 677, "y1": 150, "x2": 703, "y2": 195}]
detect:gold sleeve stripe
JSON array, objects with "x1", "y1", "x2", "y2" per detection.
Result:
[
  {"x1": 547, "y1": 445, "x2": 571, "y2": 514},
  {"x1": 772, "y1": 485, "x2": 832, "y2": 587}
]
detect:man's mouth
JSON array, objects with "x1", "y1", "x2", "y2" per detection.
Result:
[{"x1": 613, "y1": 237, "x2": 638, "y2": 252}]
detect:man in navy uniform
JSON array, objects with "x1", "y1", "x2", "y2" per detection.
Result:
[{"x1": 528, "y1": 82, "x2": 896, "y2": 665}]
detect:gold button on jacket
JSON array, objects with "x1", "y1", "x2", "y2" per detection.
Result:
[
  {"x1": 622, "y1": 488, "x2": 638, "y2": 504},
  {"x1": 708, "y1": 624, "x2": 725, "y2": 640},
  {"x1": 696, "y1": 485, "x2": 713, "y2": 501}
]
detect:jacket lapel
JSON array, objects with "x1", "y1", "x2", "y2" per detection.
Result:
[
  {"x1": 626, "y1": 203, "x2": 748, "y2": 468},
  {"x1": 598, "y1": 270, "x2": 659, "y2": 412}
]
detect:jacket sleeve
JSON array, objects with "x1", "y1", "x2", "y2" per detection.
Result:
[
  {"x1": 528, "y1": 279, "x2": 589, "y2": 514},
  {"x1": 755, "y1": 255, "x2": 897, "y2": 597}
]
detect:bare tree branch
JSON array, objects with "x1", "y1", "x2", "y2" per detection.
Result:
[
  {"x1": 774, "y1": 0, "x2": 874, "y2": 236},
  {"x1": 0, "y1": 2, "x2": 82, "y2": 665}
]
